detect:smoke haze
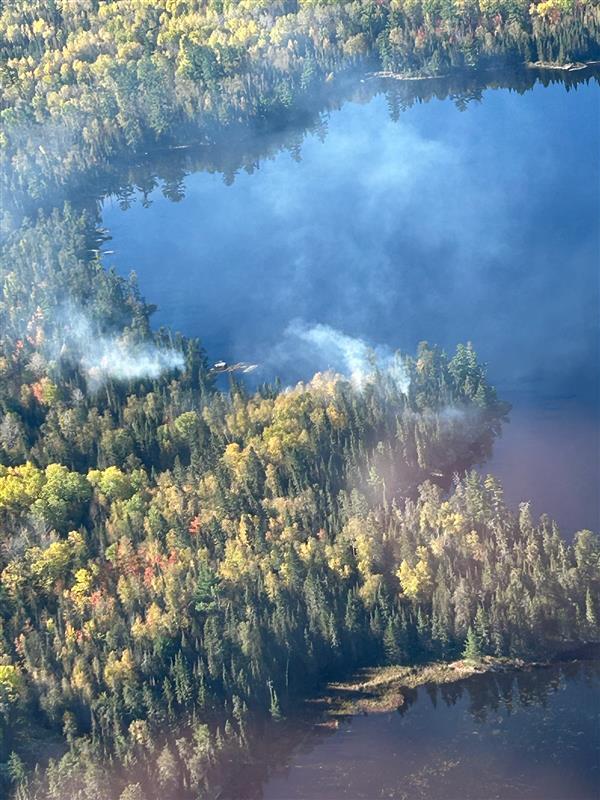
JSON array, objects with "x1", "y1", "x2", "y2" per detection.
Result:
[
  {"x1": 275, "y1": 320, "x2": 409, "y2": 391},
  {"x1": 55, "y1": 307, "x2": 184, "y2": 389}
]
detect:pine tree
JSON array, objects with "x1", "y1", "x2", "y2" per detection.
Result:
[
  {"x1": 585, "y1": 588, "x2": 598, "y2": 633},
  {"x1": 462, "y1": 626, "x2": 482, "y2": 662},
  {"x1": 474, "y1": 606, "x2": 490, "y2": 655},
  {"x1": 7, "y1": 752, "x2": 26, "y2": 786},
  {"x1": 267, "y1": 679, "x2": 282, "y2": 720},
  {"x1": 383, "y1": 619, "x2": 401, "y2": 664},
  {"x1": 156, "y1": 744, "x2": 178, "y2": 790},
  {"x1": 172, "y1": 653, "x2": 192, "y2": 706}
]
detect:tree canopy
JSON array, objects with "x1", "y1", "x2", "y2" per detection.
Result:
[{"x1": 2, "y1": 0, "x2": 599, "y2": 226}]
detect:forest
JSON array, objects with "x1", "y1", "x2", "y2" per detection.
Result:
[
  {"x1": 1, "y1": 1, "x2": 600, "y2": 798},
  {"x1": 2, "y1": 0, "x2": 600, "y2": 227},
  {"x1": 0, "y1": 207, "x2": 598, "y2": 799}
]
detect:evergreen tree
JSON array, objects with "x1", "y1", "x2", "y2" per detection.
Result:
[
  {"x1": 462, "y1": 626, "x2": 483, "y2": 662},
  {"x1": 383, "y1": 619, "x2": 402, "y2": 664}
]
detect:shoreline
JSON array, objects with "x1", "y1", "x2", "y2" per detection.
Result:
[
  {"x1": 311, "y1": 644, "x2": 600, "y2": 718},
  {"x1": 526, "y1": 59, "x2": 600, "y2": 71},
  {"x1": 368, "y1": 59, "x2": 600, "y2": 83},
  {"x1": 214, "y1": 647, "x2": 599, "y2": 797}
]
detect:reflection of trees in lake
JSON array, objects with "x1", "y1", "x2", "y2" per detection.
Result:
[
  {"x1": 418, "y1": 661, "x2": 600, "y2": 724},
  {"x1": 82, "y1": 67, "x2": 599, "y2": 224},
  {"x1": 220, "y1": 661, "x2": 600, "y2": 800},
  {"x1": 4, "y1": 0, "x2": 599, "y2": 234}
]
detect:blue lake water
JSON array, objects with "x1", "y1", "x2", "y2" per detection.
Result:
[{"x1": 101, "y1": 77, "x2": 600, "y2": 536}]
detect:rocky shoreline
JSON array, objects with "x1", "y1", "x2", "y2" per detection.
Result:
[
  {"x1": 311, "y1": 644, "x2": 600, "y2": 719},
  {"x1": 368, "y1": 59, "x2": 599, "y2": 83}
]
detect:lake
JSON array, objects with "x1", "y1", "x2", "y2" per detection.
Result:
[
  {"x1": 92, "y1": 69, "x2": 600, "y2": 800},
  {"x1": 100, "y1": 72, "x2": 600, "y2": 535},
  {"x1": 221, "y1": 659, "x2": 600, "y2": 800}
]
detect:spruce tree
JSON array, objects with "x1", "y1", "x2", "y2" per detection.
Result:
[
  {"x1": 383, "y1": 619, "x2": 401, "y2": 664},
  {"x1": 585, "y1": 588, "x2": 598, "y2": 634},
  {"x1": 462, "y1": 626, "x2": 483, "y2": 662}
]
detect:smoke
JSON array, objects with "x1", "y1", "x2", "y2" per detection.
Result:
[
  {"x1": 274, "y1": 320, "x2": 409, "y2": 391},
  {"x1": 53, "y1": 307, "x2": 184, "y2": 390}
]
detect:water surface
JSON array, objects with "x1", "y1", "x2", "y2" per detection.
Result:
[
  {"x1": 223, "y1": 661, "x2": 600, "y2": 800},
  {"x1": 100, "y1": 77, "x2": 600, "y2": 534}
]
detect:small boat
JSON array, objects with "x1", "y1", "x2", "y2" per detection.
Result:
[{"x1": 211, "y1": 361, "x2": 258, "y2": 374}]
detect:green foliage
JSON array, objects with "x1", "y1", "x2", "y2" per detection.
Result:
[
  {"x1": 0, "y1": 8, "x2": 598, "y2": 795},
  {"x1": 0, "y1": 216, "x2": 597, "y2": 793},
  {"x1": 0, "y1": 322, "x2": 596, "y2": 798},
  {"x1": 462, "y1": 626, "x2": 483, "y2": 661},
  {"x1": 2, "y1": 0, "x2": 598, "y2": 225}
]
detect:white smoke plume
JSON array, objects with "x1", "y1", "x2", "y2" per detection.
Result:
[
  {"x1": 54, "y1": 308, "x2": 184, "y2": 390},
  {"x1": 280, "y1": 320, "x2": 409, "y2": 392}
]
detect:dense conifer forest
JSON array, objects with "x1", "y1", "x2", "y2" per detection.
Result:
[
  {"x1": 0, "y1": 207, "x2": 598, "y2": 799},
  {"x1": 1, "y1": 1, "x2": 599, "y2": 798}
]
